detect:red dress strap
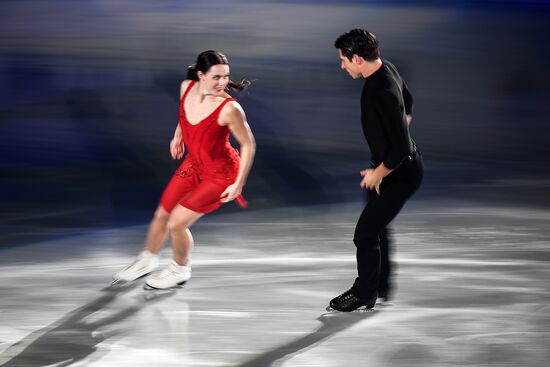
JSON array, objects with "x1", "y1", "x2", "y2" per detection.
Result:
[
  {"x1": 178, "y1": 80, "x2": 195, "y2": 129},
  {"x1": 182, "y1": 80, "x2": 195, "y2": 102},
  {"x1": 212, "y1": 97, "x2": 235, "y2": 118}
]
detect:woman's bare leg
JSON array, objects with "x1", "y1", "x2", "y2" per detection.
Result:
[
  {"x1": 167, "y1": 205, "x2": 204, "y2": 265},
  {"x1": 143, "y1": 205, "x2": 171, "y2": 254},
  {"x1": 113, "y1": 205, "x2": 170, "y2": 282}
]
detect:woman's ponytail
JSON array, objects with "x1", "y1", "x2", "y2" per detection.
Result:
[
  {"x1": 186, "y1": 64, "x2": 199, "y2": 81},
  {"x1": 228, "y1": 78, "x2": 252, "y2": 92}
]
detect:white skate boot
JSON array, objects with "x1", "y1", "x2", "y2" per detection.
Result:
[
  {"x1": 112, "y1": 250, "x2": 159, "y2": 284},
  {"x1": 144, "y1": 260, "x2": 192, "y2": 290}
]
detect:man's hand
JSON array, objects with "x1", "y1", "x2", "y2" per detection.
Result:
[{"x1": 360, "y1": 169, "x2": 383, "y2": 195}]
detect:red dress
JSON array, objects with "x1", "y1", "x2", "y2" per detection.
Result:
[{"x1": 159, "y1": 80, "x2": 246, "y2": 213}]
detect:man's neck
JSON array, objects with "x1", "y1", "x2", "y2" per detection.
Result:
[{"x1": 361, "y1": 58, "x2": 383, "y2": 78}]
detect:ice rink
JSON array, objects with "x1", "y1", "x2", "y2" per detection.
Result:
[{"x1": 1, "y1": 199, "x2": 549, "y2": 366}]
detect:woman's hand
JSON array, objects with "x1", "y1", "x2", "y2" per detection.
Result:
[
  {"x1": 170, "y1": 136, "x2": 184, "y2": 160},
  {"x1": 220, "y1": 182, "x2": 243, "y2": 203}
]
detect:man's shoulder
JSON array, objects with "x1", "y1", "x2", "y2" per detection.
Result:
[
  {"x1": 382, "y1": 58, "x2": 396, "y2": 68},
  {"x1": 379, "y1": 61, "x2": 403, "y2": 90}
]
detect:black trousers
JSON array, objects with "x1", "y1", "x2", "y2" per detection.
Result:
[{"x1": 352, "y1": 151, "x2": 423, "y2": 299}]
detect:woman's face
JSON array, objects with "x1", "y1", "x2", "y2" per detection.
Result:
[{"x1": 199, "y1": 64, "x2": 230, "y2": 96}]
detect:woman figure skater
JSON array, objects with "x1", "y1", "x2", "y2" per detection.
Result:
[{"x1": 113, "y1": 50, "x2": 256, "y2": 289}]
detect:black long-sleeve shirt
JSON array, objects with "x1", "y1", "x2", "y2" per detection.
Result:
[{"x1": 361, "y1": 59, "x2": 415, "y2": 170}]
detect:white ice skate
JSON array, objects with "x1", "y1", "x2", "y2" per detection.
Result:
[
  {"x1": 112, "y1": 250, "x2": 159, "y2": 285},
  {"x1": 144, "y1": 260, "x2": 192, "y2": 290}
]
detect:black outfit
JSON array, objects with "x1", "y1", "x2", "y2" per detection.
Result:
[{"x1": 331, "y1": 60, "x2": 423, "y2": 311}]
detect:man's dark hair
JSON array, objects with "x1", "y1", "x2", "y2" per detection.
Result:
[{"x1": 334, "y1": 29, "x2": 380, "y2": 61}]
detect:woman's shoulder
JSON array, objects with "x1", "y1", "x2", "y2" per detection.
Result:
[
  {"x1": 181, "y1": 79, "x2": 194, "y2": 89},
  {"x1": 219, "y1": 99, "x2": 245, "y2": 124},
  {"x1": 180, "y1": 79, "x2": 195, "y2": 97},
  {"x1": 223, "y1": 98, "x2": 243, "y2": 112}
]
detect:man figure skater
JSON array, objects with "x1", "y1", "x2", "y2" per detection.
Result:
[{"x1": 329, "y1": 29, "x2": 423, "y2": 312}]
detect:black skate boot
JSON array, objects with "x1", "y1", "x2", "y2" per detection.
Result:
[
  {"x1": 376, "y1": 290, "x2": 393, "y2": 306},
  {"x1": 327, "y1": 289, "x2": 377, "y2": 312}
]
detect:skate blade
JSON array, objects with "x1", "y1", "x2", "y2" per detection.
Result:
[
  {"x1": 376, "y1": 299, "x2": 393, "y2": 306},
  {"x1": 110, "y1": 279, "x2": 125, "y2": 286},
  {"x1": 325, "y1": 305, "x2": 375, "y2": 313},
  {"x1": 110, "y1": 271, "x2": 154, "y2": 287},
  {"x1": 101, "y1": 279, "x2": 141, "y2": 292},
  {"x1": 143, "y1": 281, "x2": 187, "y2": 291},
  {"x1": 106, "y1": 279, "x2": 132, "y2": 289}
]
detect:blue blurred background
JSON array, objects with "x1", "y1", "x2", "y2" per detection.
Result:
[{"x1": 1, "y1": 0, "x2": 549, "y2": 244}]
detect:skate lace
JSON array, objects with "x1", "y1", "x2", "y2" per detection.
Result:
[{"x1": 156, "y1": 263, "x2": 182, "y2": 279}]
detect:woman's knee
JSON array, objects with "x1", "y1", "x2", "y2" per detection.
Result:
[
  {"x1": 153, "y1": 206, "x2": 170, "y2": 223},
  {"x1": 167, "y1": 215, "x2": 194, "y2": 234},
  {"x1": 167, "y1": 206, "x2": 203, "y2": 234}
]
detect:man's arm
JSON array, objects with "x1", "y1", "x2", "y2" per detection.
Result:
[
  {"x1": 378, "y1": 90, "x2": 411, "y2": 170},
  {"x1": 403, "y1": 80, "x2": 413, "y2": 125}
]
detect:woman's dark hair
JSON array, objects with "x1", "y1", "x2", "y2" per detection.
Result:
[
  {"x1": 334, "y1": 29, "x2": 380, "y2": 61},
  {"x1": 186, "y1": 50, "x2": 251, "y2": 91}
]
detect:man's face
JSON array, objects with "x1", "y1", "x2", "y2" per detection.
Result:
[{"x1": 338, "y1": 49, "x2": 361, "y2": 79}]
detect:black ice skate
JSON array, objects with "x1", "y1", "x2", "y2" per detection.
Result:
[
  {"x1": 326, "y1": 289, "x2": 377, "y2": 312},
  {"x1": 376, "y1": 291, "x2": 393, "y2": 306}
]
